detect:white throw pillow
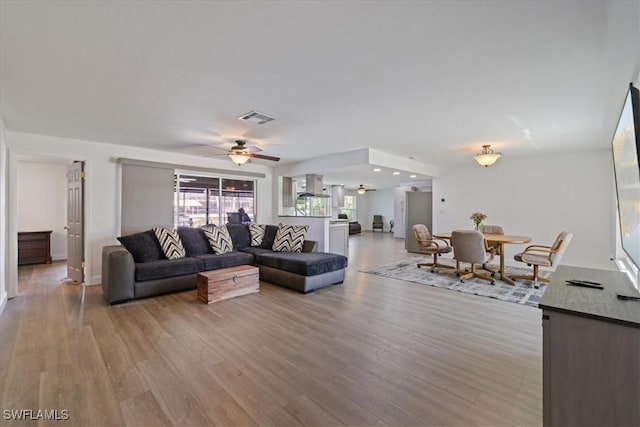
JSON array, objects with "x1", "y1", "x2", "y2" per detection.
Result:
[
  {"x1": 248, "y1": 224, "x2": 266, "y2": 247},
  {"x1": 272, "y1": 223, "x2": 308, "y2": 252},
  {"x1": 152, "y1": 227, "x2": 186, "y2": 259},
  {"x1": 202, "y1": 225, "x2": 233, "y2": 254}
]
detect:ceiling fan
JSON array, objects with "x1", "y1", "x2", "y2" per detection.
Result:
[
  {"x1": 205, "y1": 140, "x2": 280, "y2": 165},
  {"x1": 227, "y1": 140, "x2": 280, "y2": 165},
  {"x1": 356, "y1": 184, "x2": 376, "y2": 194}
]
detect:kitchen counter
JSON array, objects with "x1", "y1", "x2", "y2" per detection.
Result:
[{"x1": 278, "y1": 215, "x2": 331, "y2": 218}]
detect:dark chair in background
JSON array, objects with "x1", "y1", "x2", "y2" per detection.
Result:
[
  {"x1": 339, "y1": 213, "x2": 361, "y2": 235},
  {"x1": 372, "y1": 215, "x2": 384, "y2": 232},
  {"x1": 226, "y1": 212, "x2": 241, "y2": 224}
]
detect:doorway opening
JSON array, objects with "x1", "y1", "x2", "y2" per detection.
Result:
[{"x1": 16, "y1": 158, "x2": 85, "y2": 293}]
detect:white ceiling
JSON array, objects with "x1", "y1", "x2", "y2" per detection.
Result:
[{"x1": 1, "y1": 1, "x2": 639, "y2": 188}]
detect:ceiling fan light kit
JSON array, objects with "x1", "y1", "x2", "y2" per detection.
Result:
[
  {"x1": 229, "y1": 152, "x2": 251, "y2": 165},
  {"x1": 473, "y1": 144, "x2": 502, "y2": 167},
  {"x1": 226, "y1": 140, "x2": 280, "y2": 166},
  {"x1": 357, "y1": 184, "x2": 366, "y2": 195}
]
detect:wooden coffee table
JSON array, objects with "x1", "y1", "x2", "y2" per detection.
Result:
[{"x1": 197, "y1": 265, "x2": 259, "y2": 304}]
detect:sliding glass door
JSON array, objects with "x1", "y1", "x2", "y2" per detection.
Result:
[
  {"x1": 221, "y1": 178, "x2": 255, "y2": 223},
  {"x1": 174, "y1": 175, "x2": 255, "y2": 227}
]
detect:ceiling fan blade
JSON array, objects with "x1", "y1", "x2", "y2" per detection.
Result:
[
  {"x1": 202, "y1": 144, "x2": 229, "y2": 152},
  {"x1": 250, "y1": 153, "x2": 280, "y2": 162}
]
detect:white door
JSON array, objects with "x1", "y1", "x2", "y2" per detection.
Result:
[{"x1": 66, "y1": 162, "x2": 84, "y2": 283}]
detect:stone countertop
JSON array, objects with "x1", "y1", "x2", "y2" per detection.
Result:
[{"x1": 277, "y1": 215, "x2": 331, "y2": 218}]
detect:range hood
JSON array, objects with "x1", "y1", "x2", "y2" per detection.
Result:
[{"x1": 298, "y1": 174, "x2": 329, "y2": 198}]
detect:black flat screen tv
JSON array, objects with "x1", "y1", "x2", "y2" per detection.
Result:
[{"x1": 611, "y1": 82, "x2": 640, "y2": 271}]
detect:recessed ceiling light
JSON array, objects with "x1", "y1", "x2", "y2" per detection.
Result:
[
  {"x1": 373, "y1": 168, "x2": 381, "y2": 172},
  {"x1": 393, "y1": 172, "x2": 400, "y2": 175},
  {"x1": 410, "y1": 175, "x2": 417, "y2": 178}
]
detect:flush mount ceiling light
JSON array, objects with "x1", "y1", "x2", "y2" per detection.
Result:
[
  {"x1": 373, "y1": 168, "x2": 382, "y2": 172},
  {"x1": 410, "y1": 175, "x2": 417, "y2": 178},
  {"x1": 357, "y1": 185, "x2": 366, "y2": 195},
  {"x1": 473, "y1": 144, "x2": 502, "y2": 167},
  {"x1": 393, "y1": 171, "x2": 400, "y2": 175}
]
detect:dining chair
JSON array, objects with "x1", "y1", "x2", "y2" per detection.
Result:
[
  {"x1": 372, "y1": 215, "x2": 384, "y2": 232},
  {"x1": 412, "y1": 224, "x2": 454, "y2": 272},
  {"x1": 451, "y1": 230, "x2": 496, "y2": 284},
  {"x1": 226, "y1": 212, "x2": 241, "y2": 224},
  {"x1": 511, "y1": 231, "x2": 573, "y2": 288},
  {"x1": 479, "y1": 224, "x2": 504, "y2": 274}
]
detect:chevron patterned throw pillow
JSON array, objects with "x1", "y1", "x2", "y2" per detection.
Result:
[
  {"x1": 152, "y1": 227, "x2": 186, "y2": 259},
  {"x1": 248, "y1": 224, "x2": 266, "y2": 246},
  {"x1": 272, "y1": 223, "x2": 309, "y2": 252},
  {"x1": 202, "y1": 225, "x2": 233, "y2": 254}
]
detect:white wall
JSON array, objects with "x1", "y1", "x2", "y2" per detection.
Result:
[
  {"x1": 276, "y1": 216, "x2": 330, "y2": 252},
  {"x1": 393, "y1": 186, "x2": 412, "y2": 238},
  {"x1": 432, "y1": 149, "x2": 616, "y2": 270},
  {"x1": 0, "y1": 119, "x2": 7, "y2": 313},
  {"x1": 17, "y1": 161, "x2": 68, "y2": 260},
  {"x1": 354, "y1": 191, "x2": 368, "y2": 229},
  {"x1": 360, "y1": 189, "x2": 394, "y2": 231},
  {"x1": 5, "y1": 131, "x2": 274, "y2": 297}
]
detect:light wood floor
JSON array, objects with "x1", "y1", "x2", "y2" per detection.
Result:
[{"x1": 1, "y1": 232, "x2": 542, "y2": 426}]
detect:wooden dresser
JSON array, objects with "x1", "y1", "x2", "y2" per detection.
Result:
[
  {"x1": 539, "y1": 265, "x2": 639, "y2": 427},
  {"x1": 18, "y1": 231, "x2": 53, "y2": 265}
]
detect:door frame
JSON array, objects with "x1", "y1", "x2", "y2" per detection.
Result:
[{"x1": 7, "y1": 152, "x2": 89, "y2": 298}]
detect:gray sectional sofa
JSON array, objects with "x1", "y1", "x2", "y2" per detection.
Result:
[{"x1": 101, "y1": 224, "x2": 347, "y2": 304}]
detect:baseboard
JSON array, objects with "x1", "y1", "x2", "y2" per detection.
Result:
[
  {"x1": 52, "y1": 253, "x2": 67, "y2": 261},
  {"x1": 0, "y1": 291, "x2": 7, "y2": 315}
]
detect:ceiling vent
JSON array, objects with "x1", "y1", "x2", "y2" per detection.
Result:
[{"x1": 237, "y1": 110, "x2": 276, "y2": 125}]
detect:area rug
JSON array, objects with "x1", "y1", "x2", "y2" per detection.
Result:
[{"x1": 362, "y1": 257, "x2": 549, "y2": 307}]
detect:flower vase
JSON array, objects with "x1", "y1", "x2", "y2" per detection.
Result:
[{"x1": 475, "y1": 222, "x2": 481, "y2": 231}]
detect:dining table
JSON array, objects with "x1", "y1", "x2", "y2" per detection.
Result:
[{"x1": 433, "y1": 232, "x2": 532, "y2": 286}]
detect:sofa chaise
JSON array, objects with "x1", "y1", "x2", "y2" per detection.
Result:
[{"x1": 101, "y1": 224, "x2": 347, "y2": 304}]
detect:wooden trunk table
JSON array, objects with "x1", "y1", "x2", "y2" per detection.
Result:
[{"x1": 197, "y1": 265, "x2": 259, "y2": 304}]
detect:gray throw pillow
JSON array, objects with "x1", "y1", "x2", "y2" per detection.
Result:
[{"x1": 117, "y1": 230, "x2": 164, "y2": 263}]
